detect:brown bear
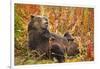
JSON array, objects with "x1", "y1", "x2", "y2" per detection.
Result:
[
  {"x1": 64, "y1": 32, "x2": 80, "y2": 56},
  {"x1": 49, "y1": 33, "x2": 68, "y2": 63},
  {"x1": 28, "y1": 15, "x2": 51, "y2": 57}
]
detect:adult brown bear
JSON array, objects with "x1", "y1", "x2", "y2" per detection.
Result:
[
  {"x1": 28, "y1": 15, "x2": 51, "y2": 57},
  {"x1": 28, "y1": 15, "x2": 67, "y2": 62}
]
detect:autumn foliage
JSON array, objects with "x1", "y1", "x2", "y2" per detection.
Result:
[{"x1": 14, "y1": 3, "x2": 94, "y2": 65}]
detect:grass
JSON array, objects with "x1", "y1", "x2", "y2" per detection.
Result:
[{"x1": 15, "y1": 53, "x2": 90, "y2": 65}]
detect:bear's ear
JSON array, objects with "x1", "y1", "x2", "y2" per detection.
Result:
[{"x1": 31, "y1": 15, "x2": 35, "y2": 19}]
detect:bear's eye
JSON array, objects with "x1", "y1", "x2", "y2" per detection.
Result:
[
  {"x1": 42, "y1": 17, "x2": 48, "y2": 21},
  {"x1": 45, "y1": 18, "x2": 48, "y2": 21}
]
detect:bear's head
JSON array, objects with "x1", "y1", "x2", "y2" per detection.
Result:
[
  {"x1": 64, "y1": 32, "x2": 74, "y2": 41},
  {"x1": 28, "y1": 15, "x2": 49, "y2": 32}
]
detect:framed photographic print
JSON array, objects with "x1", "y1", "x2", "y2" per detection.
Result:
[{"x1": 10, "y1": 0, "x2": 95, "y2": 69}]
